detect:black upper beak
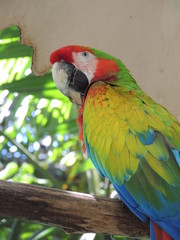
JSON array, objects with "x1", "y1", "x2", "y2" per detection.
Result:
[{"x1": 68, "y1": 66, "x2": 89, "y2": 94}]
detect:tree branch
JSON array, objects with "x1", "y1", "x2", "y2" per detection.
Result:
[{"x1": 0, "y1": 180, "x2": 149, "y2": 237}]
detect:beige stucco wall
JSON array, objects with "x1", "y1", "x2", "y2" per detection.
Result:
[{"x1": 0, "y1": 0, "x2": 180, "y2": 119}]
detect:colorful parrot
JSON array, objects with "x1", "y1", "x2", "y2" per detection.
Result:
[{"x1": 50, "y1": 45, "x2": 180, "y2": 240}]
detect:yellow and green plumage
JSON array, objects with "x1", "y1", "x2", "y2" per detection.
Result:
[
  {"x1": 50, "y1": 45, "x2": 180, "y2": 240},
  {"x1": 83, "y1": 80, "x2": 180, "y2": 239},
  {"x1": 83, "y1": 81, "x2": 180, "y2": 183}
]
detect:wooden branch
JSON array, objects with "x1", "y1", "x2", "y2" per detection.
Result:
[{"x1": 0, "y1": 180, "x2": 149, "y2": 237}]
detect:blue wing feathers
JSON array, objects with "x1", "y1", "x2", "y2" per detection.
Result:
[
  {"x1": 150, "y1": 220, "x2": 155, "y2": 240},
  {"x1": 172, "y1": 149, "x2": 180, "y2": 167},
  {"x1": 114, "y1": 184, "x2": 147, "y2": 222},
  {"x1": 137, "y1": 129, "x2": 156, "y2": 145},
  {"x1": 85, "y1": 138, "x2": 105, "y2": 177}
]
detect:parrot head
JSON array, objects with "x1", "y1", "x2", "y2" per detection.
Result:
[{"x1": 50, "y1": 45, "x2": 120, "y2": 105}]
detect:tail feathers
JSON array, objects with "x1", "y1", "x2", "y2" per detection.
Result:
[
  {"x1": 153, "y1": 222, "x2": 172, "y2": 240},
  {"x1": 163, "y1": 230, "x2": 173, "y2": 240},
  {"x1": 154, "y1": 222, "x2": 163, "y2": 240}
]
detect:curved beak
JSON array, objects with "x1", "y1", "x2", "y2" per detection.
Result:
[{"x1": 52, "y1": 62, "x2": 89, "y2": 105}]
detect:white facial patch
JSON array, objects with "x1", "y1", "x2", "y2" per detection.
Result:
[
  {"x1": 52, "y1": 62, "x2": 69, "y2": 96},
  {"x1": 72, "y1": 51, "x2": 98, "y2": 82}
]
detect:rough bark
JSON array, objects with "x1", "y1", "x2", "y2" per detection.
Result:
[{"x1": 0, "y1": 180, "x2": 149, "y2": 237}]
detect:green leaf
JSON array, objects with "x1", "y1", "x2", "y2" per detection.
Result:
[
  {"x1": 0, "y1": 162, "x2": 19, "y2": 180},
  {"x1": 7, "y1": 219, "x2": 21, "y2": 240},
  {"x1": 0, "y1": 41, "x2": 32, "y2": 59},
  {"x1": 20, "y1": 163, "x2": 34, "y2": 175},
  {"x1": 76, "y1": 158, "x2": 94, "y2": 174},
  {"x1": 28, "y1": 227, "x2": 56, "y2": 240},
  {"x1": 0, "y1": 26, "x2": 20, "y2": 39},
  {"x1": 0, "y1": 72, "x2": 67, "y2": 100}
]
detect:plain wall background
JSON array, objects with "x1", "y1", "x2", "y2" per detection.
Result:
[{"x1": 0, "y1": 0, "x2": 180, "y2": 119}]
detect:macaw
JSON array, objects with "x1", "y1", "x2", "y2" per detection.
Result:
[{"x1": 50, "y1": 45, "x2": 180, "y2": 240}]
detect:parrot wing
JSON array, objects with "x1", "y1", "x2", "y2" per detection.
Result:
[{"x1": 83, "y1": 81, "x2": 180, "y2": 239}]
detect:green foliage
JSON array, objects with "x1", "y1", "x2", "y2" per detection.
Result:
[{"x1": 0, "y1": 27, "x2": 142, "y2": 240}]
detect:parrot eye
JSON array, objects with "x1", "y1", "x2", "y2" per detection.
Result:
[{"x1": 82, "y1": 52, "x2": 89, "y2": 57}]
